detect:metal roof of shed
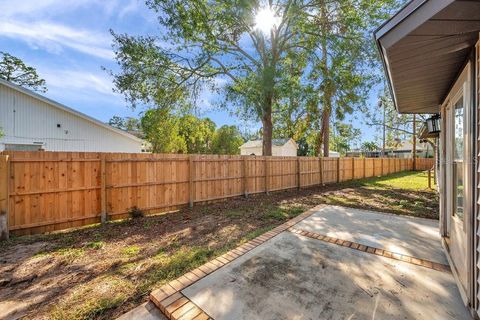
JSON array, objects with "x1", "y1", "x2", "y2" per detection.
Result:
[{"x1": 374, "y1": 0, "x2": 480, "y2": 114}]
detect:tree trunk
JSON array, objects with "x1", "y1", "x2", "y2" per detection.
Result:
[
  {"x1": 322, "y1": 107, "x2": 330, "y2": 157},
  {"x1": 316, "y1": 124, "x2": 323, "y2": 157},
  {"x1": 262, "y1": 94, "x2": 273, "y2": 156}
]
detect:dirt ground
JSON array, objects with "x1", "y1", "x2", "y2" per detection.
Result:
[{"x1": 0, "y1": 171, "x2": 438, "y2": 320}]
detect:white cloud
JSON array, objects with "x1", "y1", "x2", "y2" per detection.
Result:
[
  {"x1": 39, "y1": 67, "x2": 116, "y2": 96},
  {"x1": 0, "y1": 20, "x2": 114, "y2": 60},
  {"x1": 119, "y1": 0, "x2": 140, "y2": 19},
  {"x1": 0, "y1": 0, "x2": 132, "y2": 18},
  {"x1": 0, "y1": 0, "x2": 144, "y2": 60}
]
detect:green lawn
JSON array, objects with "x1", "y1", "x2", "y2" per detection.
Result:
[
  {"x1": 346, "y1": 170, "x2": 436, "y2": 191},
  {"x1": 320, "y1": 171, "x2": 438, "y2": 219}
]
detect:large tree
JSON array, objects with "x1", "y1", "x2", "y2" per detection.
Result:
[
  {"x1": 329, "y1": 121, "x2": 360, "y2": 156},
  {"x1": 141, "y1": 109, "x2": 187, "y2": 153},
  {"x1": 309, "y1": 0, "x2": 401, "y2": 157},
  {"x1": 0, "y1": 52, "x2": 47, "y2": 92},
  {"x1": 108, "y1": 116, "x2": 141, "y2": 132},
  {"x1": 110, "y1": 0, "x2": 320, "y2": 156},
  {"x1": 265, "y1": 0, "x2": 401, "y2": 156},
  {"x1": 178, "y1": 115, "x2": 216, "y2": 154},
  {"x1": 211, "y1": 125, "x2": 244, "y2": 155}
]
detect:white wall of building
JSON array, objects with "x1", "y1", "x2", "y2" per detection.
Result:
[
  {"x1": 240, "y1": 140, "x2": 298, "y2": 156},
  {"x1": 0, "y1": 81, "x2": 144, "y2": 153}
]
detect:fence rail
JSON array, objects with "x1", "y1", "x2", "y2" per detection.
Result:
[{"x1": 0, "y1": 151, "x2": 434, "y2": 237}]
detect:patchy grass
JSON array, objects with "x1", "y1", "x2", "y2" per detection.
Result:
[
  {"x1": 0, "y1": 171, "x2": 437, "y2": 319},
  {"x1": 56, "y1": 247, "x2": 85, "y2": 263},
  {"x1": 323, "y1": 171, "x2": 438, "y2": 218},
  {"x1": 121, "y1": 245, "x2": 141, "y2": 257},
  {"x1": 84, "y1": 241, "x2": 105, "y2": 250}
]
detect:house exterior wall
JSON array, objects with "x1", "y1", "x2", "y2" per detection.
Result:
[
  {"x1": 0, "y1": 84, "x2": 143, "y2": 153},
  {"x1": 438, "y1": 46, "x2": 479, "y2": 314},
  {"x1": 240, "y1": 140, "x2": 298, "y2": 156},
  {"x1": 239, "y1": 144, "x2": 297, "y2": 156},
  {"x1": 475, "y1": 37, "x2": 480, "y2": 316}
]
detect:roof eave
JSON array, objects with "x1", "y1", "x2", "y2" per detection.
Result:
[{"x1": 374, "y1": 0, "x2": 456, "y2": 114}]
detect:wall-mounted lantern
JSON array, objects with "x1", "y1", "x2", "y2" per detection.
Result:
[{"x1": 426, "y1": 114, "x2": 441, "y2": 134}]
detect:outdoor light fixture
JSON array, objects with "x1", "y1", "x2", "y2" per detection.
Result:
[{"x1": 426, "y1": 114, "x2": 441, "y2": 134}]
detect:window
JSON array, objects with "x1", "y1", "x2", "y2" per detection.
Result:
[{"x1": 453, "y1": 96, "x2": 464, "y2": 220}]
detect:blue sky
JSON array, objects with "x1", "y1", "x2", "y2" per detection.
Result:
[{"x1": 0, "y1": 0, "x2": 380, "y2": 146}]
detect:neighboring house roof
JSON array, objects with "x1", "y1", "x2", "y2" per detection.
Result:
[
  {"x1": 374, "y1": 0, "x2": 480, "y2": 113},
  {"x1": 0, "y1": 78, "x2": 144, "y2": 143},
  {"x1": 240, "y1": 138, "x2": 298, "y2": 149}
]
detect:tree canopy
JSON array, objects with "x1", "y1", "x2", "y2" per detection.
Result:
[
  {"x1": 210, "y1": 125, "x2": 245, "y2": 155},
  {"x1": 108, "y1": 116, "x2": 141, "y2": 132},
  {"x1": 329, "y1": 121, "x2": 360, "y2": 156},
  {"x1": 0, "y1": 52, "x2": 47, "y2": 92},
  {"x1": 110, "y1": 1, "x2": 403, "y2": 156},
  {"x1": 139, "y1": 110, "x2": 243, "y2": 154}
]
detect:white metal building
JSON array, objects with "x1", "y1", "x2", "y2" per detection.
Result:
[
  {"x1": 240, "y1": 138, "x2": 298, "y2": 156},
  {"x1": 0, "y1": 79, "x2": 144, "y2": 152}
]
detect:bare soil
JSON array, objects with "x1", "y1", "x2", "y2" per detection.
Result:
[{"x1": 0, "y1": 172, "x2": 438, "y2": 320}]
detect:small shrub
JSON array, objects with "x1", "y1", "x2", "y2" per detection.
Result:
[
  {"x1": 129, "y1": 206, "x2": 144, "y2": 219},
  {"x1": 398, "y1": 200, "x2": 409, "y2": 207},
  {"x1": 84, "y1": 241, "x2": 105, "y2": 250}
]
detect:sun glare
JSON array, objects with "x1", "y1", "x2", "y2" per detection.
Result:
[{"x1": 254, "y1": 6, "x2": 281, "y2": 35}]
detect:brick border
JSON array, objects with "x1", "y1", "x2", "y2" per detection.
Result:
[
  {"x1": 149, "y1": 205, "x2": 326, "y2": 320},
  {"x1": 288, "y1": 227, "x2": 451, "y2": 273}
]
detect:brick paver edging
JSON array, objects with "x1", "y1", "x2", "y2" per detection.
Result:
[
  {"x1": 149, "y1": 204, "x2": 327, "y2": 320},
  {"x1": 287, "y1": 227, "x2": 451, "y2": 273}
]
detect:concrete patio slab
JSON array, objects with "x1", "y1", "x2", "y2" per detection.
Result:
[
  {"x1": 294, "y1": 205, "x2": 447, "y2": 265},
  {"x1": 182, "y1": 231, "x2": 469, "y2": 320}
]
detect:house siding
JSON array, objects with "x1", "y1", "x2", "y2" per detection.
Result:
[
  {"x1": 475, "y1": 37, "x2": 480, "y2": 316},
  {"x1": 0, "y1": 84, "x2": 143, "y2": 153},
  {"x1": 239, "y1": 139, "x2": 298, "y2": 156}
]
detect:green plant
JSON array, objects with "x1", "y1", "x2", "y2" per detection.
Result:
[
  {"x1": 128, "y1": 206, "x2": 144, "y2": 219},
  {"x1": 84, "y1": 241, "x2": 105, "y2": 250},
  {"x1": 121, "y1": 246, "x2": 140, "y2": 257}
]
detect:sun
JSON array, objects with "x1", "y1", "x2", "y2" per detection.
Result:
[{"x1": 254, "y1": 6, "x2": 281, "y2": 35}]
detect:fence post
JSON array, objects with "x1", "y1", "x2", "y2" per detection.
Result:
[
  {"x1": 189, "y1": 155, "x2": 195, "y2": 208},
  {"x1": 336, "y1": 158, "x2": 340, "y2": 183},
  {"x1": 381, "y1": 158, "x2": 384, "y2": 176},
  {"x1": 319, "y1": 157, "x2": 324, "y2": 186},
  {"x1": 243, "y1": 157, "x2": 248, "y2": 198},
  {"x1": 265, "y1": 157, "x2": 269, "y2": 194},
  {"x1": 428, "y1": 169, "x2": 432, "y2": 189},
  {"x1": 351, "y1": 157, "x2": 355, "y2": 180},
  {"x1": 363, "y1": 158, "x2": 366, "y2": 178},
  {"x1": 0, "y1": 156, "x2": 9, "y2": 241},
  {"x1": 297, "y1": 157, "x2": 301, "y2": 190},
  {"x1": 100, "y1": 155, "x2": 107, "y2": 224}
]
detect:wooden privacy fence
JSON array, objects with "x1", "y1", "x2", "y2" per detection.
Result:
[
  {"x1": 0, "y1": 151, "x2": 433, "y2": 237},
  {"x1": 416, "y1": 157, "x2": 435, "y2": 171}
]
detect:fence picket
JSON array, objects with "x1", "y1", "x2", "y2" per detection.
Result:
[{"x1": 0, "y1": 151, "x2": 434, "y2": 236}]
